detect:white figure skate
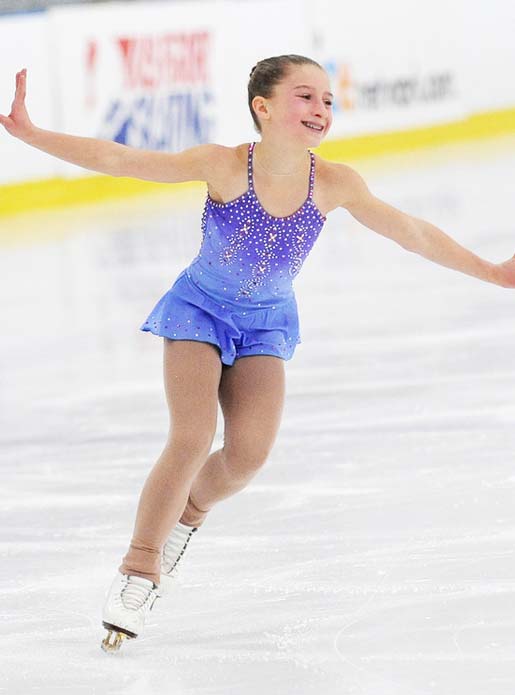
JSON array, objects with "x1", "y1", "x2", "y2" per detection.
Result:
[
  {"x1": 101, "y1": 572, "x2": 160, "y2": 653},
  {"x1": 160, "y1": 521, "x2": 198, "y2": 595}
]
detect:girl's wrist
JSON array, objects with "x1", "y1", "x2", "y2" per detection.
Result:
[
  {"x1": 490, "y1": 261, "x2": 512, "y2": 288},
  {"x1": 20, "y1": 124, "x2": 39, "y2": 145}
]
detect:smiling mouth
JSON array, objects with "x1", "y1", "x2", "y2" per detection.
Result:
[{"x1": 302, "y1": 121, "x2": 324, "y2": 132}]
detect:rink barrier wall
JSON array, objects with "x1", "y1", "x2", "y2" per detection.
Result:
[
  {"x1": 2, "y1": 0, "x2": 515, "y2": 216},
  {"x1": 1, "y1": 105, "x2": 515, "y2": 218}
]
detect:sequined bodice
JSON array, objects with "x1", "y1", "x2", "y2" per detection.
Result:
[{"x1": 186, "y1": 141, "x2": 326, "y2": 308}]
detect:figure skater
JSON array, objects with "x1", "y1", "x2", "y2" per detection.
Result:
[{"x1": 2, "y1": 54, "x2": 514, "y2": 653}]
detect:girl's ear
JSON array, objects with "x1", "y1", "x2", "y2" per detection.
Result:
[{"x1": 252, "y1": 96, "x2": 270, "y2": 126}]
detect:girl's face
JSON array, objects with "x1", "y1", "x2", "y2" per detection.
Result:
[{"x1": 256, "y1": 63, "x2": 334, "y2": 142}]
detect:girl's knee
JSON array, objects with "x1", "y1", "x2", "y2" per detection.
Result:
[
  {"x1": 160, "y1": 433, "x2": 214, "y2": 477},
  {"x1": 222, "y1": 443, "x2": 271, "y2": 481}
]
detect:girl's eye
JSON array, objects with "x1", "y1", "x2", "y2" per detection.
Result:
[{"x1": 300, "y1": 94, "x2": 333, "y2": 107}]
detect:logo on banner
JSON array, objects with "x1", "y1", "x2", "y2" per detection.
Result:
[
  {"x1": 325, "y1": 61, "x2": 455, "y2": 112},
  {"x1": 93, "y1": 31, "x2": 214, "y2": 151},
  {"x1": 85, "y1": 40, "x2": 98, "y2": 109}
]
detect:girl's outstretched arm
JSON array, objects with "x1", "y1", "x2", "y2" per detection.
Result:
[
  {"x1": 0, "y1": 69, "x2": 220, "y2": 183},
  {"x1": 335, "y1": 164, "x2": 515, "y2": 289}
]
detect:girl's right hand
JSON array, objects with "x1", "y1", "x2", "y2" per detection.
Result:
[{"x1": 0, "y1": 69, "x2": 36, "y2": 141}]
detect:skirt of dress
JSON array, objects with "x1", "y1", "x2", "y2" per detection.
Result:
[{"x1": 140, "y1": 268, "x2": 302, "y2": 366}]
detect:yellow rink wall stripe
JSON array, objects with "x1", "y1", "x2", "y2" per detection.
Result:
[{"x1": 1, "y1": 106, "x2": 515, "y2": 219}]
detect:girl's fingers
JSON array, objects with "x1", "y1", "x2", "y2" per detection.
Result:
[
  {"x1": 15, "y1": 69, "x2": 25, "y2": 90},
  {"x1": 19, "y1": 70, "x2": 26, "y2": 99},
  {"x1": 15, "y1": 73, "x2": 25, "y2": 102}
]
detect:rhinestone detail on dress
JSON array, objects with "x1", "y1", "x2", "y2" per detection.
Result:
[{"x1": 188, "y1": 141, "x2": 326, "y2": 304}]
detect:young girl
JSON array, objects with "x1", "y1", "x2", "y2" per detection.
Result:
[{"x1": 2, "y1": 54, "x2": 514, "y2": 653}]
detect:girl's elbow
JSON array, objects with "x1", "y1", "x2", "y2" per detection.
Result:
[
  {"x1": 105, "y1": 154, "x2": 126, "y2": 177},
  {"x1": 104, "y1": 145, "x2": 135, "y2": 178},
  {"x1": 402, "y1": 220, "x2": 423, "y2": 253},
  {"x1": 402, "y1": 238, "x2": 420, "y2": 254}
]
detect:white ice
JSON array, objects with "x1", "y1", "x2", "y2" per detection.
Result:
[{"x1": 1, "y1": 136, "x2": 515, "y2": 694}]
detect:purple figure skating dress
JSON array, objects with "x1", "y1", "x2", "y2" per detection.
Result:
[{"x1": 140, "y1": 141, "x2": 327, "y2": 365}]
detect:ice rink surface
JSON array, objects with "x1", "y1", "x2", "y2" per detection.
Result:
[{"x1": 1, "y1": 136, "x2": 515, "y2": 694}]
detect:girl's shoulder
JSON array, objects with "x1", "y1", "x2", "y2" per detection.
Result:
[
  {"x1": 312, "y1": 152, "x2": 358, "y2": 183},
  {"x1": 204, "y1": 142, "x2": 250, "y2": 197},
  {"x1": 203, "y1": 141, "x2": 249, "y2": 176},
  {"x1": 311, "y1": 153, "x2": 366, "y2": 212},
  {"x1": 218, "y1": 141, "x2": 251, "y2": 167}
]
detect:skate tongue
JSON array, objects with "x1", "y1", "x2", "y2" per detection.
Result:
[
  {"x1": 120, "y1": 575, "x2": 159, "y2": 611},
  {"x1": 127, "y1": 574, "x2": 158, "y2": 589}
]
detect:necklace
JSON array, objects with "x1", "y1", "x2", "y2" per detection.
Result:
[{"x1": 254, "y1": 145, "x2": 309, "y2": 176}]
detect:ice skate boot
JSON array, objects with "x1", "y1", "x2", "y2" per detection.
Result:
[
  {"x1": 160, "y1": 521, "x2": 198, "y2": 595},
  {"x1": 101, "y1": 571, "x2": 160, "y2": 653}
]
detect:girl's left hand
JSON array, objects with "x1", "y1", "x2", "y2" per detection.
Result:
[{"x1": 494, "y1": 252, "x2": 515, "y2": 288}]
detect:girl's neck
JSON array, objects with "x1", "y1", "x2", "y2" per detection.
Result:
[{"x1": 253, "y1": 137, "x2": 309, "y2": 176}]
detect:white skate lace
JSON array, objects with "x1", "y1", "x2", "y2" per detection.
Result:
[
  {"x1": 162, "y1": 524, "x2": 197, "y2": 576},
  {"x1": 120, "y1": 576, "x2": 157, "y2": 611}
]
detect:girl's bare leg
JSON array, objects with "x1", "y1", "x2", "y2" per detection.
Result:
[
  {"x1": 179, "y1": 355, "x2": 286, "y2": 527},
  {"x1": 119, "y1": 339, "x2": 222, "y2": 585}
]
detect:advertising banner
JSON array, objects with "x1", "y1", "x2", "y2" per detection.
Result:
[
  {"x1": 1, "y1": 0, "x2": 515, "y2": 186},
  {"x1": 47, "y1": 0, "x2": 309, "y2": 177},
  {"x1": 311, "y1": 0, "x2": 466, "y2": 138}
]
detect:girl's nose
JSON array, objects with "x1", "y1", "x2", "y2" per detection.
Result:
[{"x1": 312, "y1": 99, "x2": 327, "y2": 116}]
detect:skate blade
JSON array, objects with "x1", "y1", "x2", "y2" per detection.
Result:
[{"x1": 101, "y1": 622, "x2": 136, "y2": 653}]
